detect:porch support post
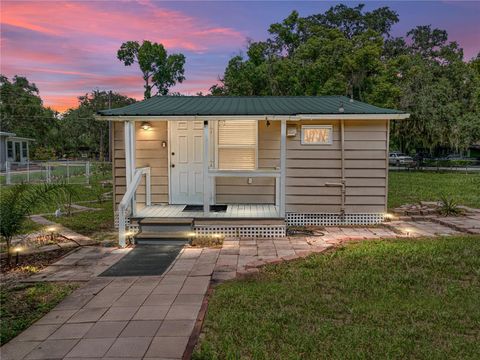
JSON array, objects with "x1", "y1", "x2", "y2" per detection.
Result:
[
  {"x1": 129, "y1": 121, "x2": 136, "y2": 216},
  {"x1": 124, "y1": 121, "x2": 132, "y2": 187},
  {"x1": 280, "y1": 119, "x2": 286, "y2": 217},
  {"x1": 203, "y1": 120, "x2": 210, "y2": 214}
]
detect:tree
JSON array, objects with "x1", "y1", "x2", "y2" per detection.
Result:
[
  {"x1": 210, "y1": 6, "x2": 397, "y2": 100},
  {"x1": 117, "y1": 40, "x2": 186, "y2": 99},
  {"x1": 211, "y1": 4, "x2": 480, "y2": 155},
  {"x1": 0, "y1": 75, "x2": 58, "y2": 146},
  {"x1": 0, "y1": 184, "x2": 65, "y2": 265},
  {"x1": 390, "y1": 26, "x2": 479, "y2": 153},
  {"x1": 60, "y1": 90, "x2": 136, "y2": 160}
]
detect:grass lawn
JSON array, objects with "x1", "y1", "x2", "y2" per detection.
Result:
[
  {"x1": 194, "y1": 236, "x2": 480, "y2": 360},
  {"x1": 388, "y1": 171, "x2": 480, "y2": 209},
  {"x1": 18, "y1": 219, "x2": 42, "y2": 235},
  {"x1": 44, "y1": 201, "x2": 114, "y2": 237},
  {"x1": 0, "y1": 282, "x2": 79, "y2": 345}
]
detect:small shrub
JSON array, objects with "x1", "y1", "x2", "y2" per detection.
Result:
[
  {"x1": 190, "y1": 235, "x2": 224, "y2": 248},
  {"x1": 438, "y1": 195, "x2": 462, "y2": 216}
]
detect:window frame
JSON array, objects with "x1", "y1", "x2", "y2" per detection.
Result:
[
  {"x1": 215, "y1": 120, "x2": 258, "y2": 170},
  {"x1": 300, "y1": 125, "x2": 333, "y2": 145},
  {"x1": 22, "y1": 141, "x2": 28, "y2": 158},
  {"x1": 7, "y1": 141, "x2": 13, "y2": 158}
]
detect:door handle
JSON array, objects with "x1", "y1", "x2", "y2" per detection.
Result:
[{"x1": 171, "y1": 164, "x2": 175, "y2": 168}]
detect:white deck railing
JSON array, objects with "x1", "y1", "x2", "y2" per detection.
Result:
[{"x1": 118, "y1": 166, "x2": 151, "y2": 247}]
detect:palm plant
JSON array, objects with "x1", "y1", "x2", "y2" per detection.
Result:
[
  {"x1": 0, "y1": 183, "x2": 65, "y2": 264},
  {"x1": 438, "y1": 194, "x2": 462, "y2": 216}
]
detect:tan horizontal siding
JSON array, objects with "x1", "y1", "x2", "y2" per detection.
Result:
[
  {"x1": 216, "y1": 194, "x2": 275, "y2": 204},
  {"x1": 216, "y1": 177, "x2": 274, "y2": 186},
  {"x1": 113, "y1": 121, "x2": 169, "y2": 207},
  {"x1": 111, "y1": 118, "x2": 388, "y2": 215},
  {"x1": 216, "y1": 185, "x2": 276, "y2": 195},
  {"x1": 286, "y1": 177, "x2": 386, "y2": 187},
  {"x1": 285, "y1": 119, "x2": 388, "y2": 214},
  {"x1": 286, "y1": 204, "x2": 386, "y2": 213}
]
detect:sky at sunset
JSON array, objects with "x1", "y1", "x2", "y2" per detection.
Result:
[{"x1": 1, "y1": 0, "x2": 479, "y2": 112}]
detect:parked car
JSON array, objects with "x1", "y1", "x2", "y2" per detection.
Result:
[{"x1": 389, "y1": 152, "x2": 415, "y2": 166}]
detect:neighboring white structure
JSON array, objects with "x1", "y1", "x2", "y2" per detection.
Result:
[{"x1": 0, "y1": 131, "x2": 34, "y2": 171}]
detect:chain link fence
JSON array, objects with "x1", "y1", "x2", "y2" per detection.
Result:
[{"x1": 1, "y1": 161, "x2": 112, "y2": 185}]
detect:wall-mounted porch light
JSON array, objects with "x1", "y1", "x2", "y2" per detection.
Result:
[{"x1": 141, "y1": 122, "x2": 152, "y2": 131}]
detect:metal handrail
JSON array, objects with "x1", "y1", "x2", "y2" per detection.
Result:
[{"x1": 118, "y1": 166, "x2": 151, "y2": 247}]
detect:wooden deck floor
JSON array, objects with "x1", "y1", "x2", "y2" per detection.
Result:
[{"x1": 135, "y1": 204, "x2": 281, "y2": 218}]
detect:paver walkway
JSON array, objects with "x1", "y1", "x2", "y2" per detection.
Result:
[{"x1": 1, "y1": 221, "x2": 470, "y2": 360}]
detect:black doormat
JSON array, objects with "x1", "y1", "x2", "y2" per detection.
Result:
[
  {"x1": 183, "y1": 204, "x2": 227, "y2": 213},
  {"x1": 99, "y1": 243, "x2": 184, "y2": 277}
]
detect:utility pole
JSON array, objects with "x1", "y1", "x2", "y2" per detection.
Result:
[{"x1": 108, "y1": 91, "x2": 112, "y2": 162}]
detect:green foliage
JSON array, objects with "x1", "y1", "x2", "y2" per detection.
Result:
[
  {"x1": 0, "y1": 75, "x2": 58, "y2": 149},
  {"x1": 59, "y1": 90, "x2": 135, "y2": 160},
  {"x1": 32, "y1": 146, "x2": 56, "y2": 161},
  {"x1": 194, "y1": 236, "x2": 480, "y2": 359},
  {"x1": 61, "y1": 184, "x2": 80, "y2": 216},
  {"x1": 0, "y1": 184, "x2": 65, "y2": 262},
  {"x1": 439, "y1": 194, "x2": 462, "y2": 216},
  {"x1": 0, "y1": 282, "x2": 78, "y2": 345},
  {"x1": 117, "y1": 40, "x2": 186, "y2": 98},
  {"x1": 211, "y1": 4, "x2": 480, "y2": 154},
  {"x1": 45, "y1": 201, "x2": 113, "y2": 237}
]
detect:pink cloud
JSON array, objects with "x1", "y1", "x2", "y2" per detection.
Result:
[
  {"x1": 1, "y1": 1, "x2": 244, "y2": 53},
  {"x1": 1, "y1": 1, "x2": 244, "y2": 111}
]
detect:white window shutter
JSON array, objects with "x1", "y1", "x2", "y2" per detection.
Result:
[{"x1": 218, "y1": 120, "x2": 257, "y2": 170}]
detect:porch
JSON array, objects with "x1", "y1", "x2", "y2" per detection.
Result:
[
  {"x1": 136, "y1": 203, "x2": 281, "y2": 219},
  {"x1": 116, "y1": 118, "x2": 287, "y2": 246}
]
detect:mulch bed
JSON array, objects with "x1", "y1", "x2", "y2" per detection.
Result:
[{"x1": 0, "y1": 247, "x2": 74, "y2": 284}]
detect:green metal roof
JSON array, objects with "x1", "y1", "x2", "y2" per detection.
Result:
[{"x1": 98, "y1": 95, "x2": 405, "y2": 117}]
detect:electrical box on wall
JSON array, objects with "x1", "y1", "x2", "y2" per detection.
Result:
[{"x1": 287, "y1": 126, "x2": 297, "y2": 137}]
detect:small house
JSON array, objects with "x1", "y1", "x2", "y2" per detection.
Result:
[
  {"x1": 0, "y1": 131, "x2": 34, "y2": 171},
  {"x1": 97, "y1": 96, "x2": 409, "y2": 245}
]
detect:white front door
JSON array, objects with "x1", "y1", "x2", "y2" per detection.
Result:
[{"x1": 170, "y1": 120, "x2": 204, "y2": 204}]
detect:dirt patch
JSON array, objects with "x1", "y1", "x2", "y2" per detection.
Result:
[{"x1": 0, "y1": 247, "x2": 75, "y2": 284}]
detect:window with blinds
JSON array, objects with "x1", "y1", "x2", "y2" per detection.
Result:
[{"x1": 217, "y1": 120, "x2": 257, "y2": 170}]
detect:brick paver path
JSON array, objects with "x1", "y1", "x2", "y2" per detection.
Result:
[{"x1": 1, "y1": 221, "x2": 467, "y2": 359}]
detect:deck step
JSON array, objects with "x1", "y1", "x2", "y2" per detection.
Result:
[
  {"x1": 135, "y1": 231, "x2": 193, "y2": 239},
  {"x1": 194, "y1": 219, "x2": 286, "y2": 226},
  {"x1": 134, "y1": 230, "x2": 193, "y2": 245},
  {"x1": 138, "y1": 217, "x2": 194, "y2": 226},
  {"x1": 137, "y1": 217, "x2": 194, "y2": 233}
]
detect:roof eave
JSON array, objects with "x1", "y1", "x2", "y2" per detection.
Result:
[{"x1": 96, "y1": 113, "x2": 410, "y2": 121}]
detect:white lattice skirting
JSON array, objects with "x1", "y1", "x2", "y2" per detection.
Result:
[
  {"x1": 113, "y1": 210, "x2": 139, "y2": 232},
  {"x1": 286, "y1": 213, "x2": 385, "y2": 226},
  {"x1": 194, "y1": 225, "x2": 286, "y2": 238}
]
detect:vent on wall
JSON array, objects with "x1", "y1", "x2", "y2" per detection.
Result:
[{"x1": 286, "y1": 213, "x2": 385, "y2": 226}]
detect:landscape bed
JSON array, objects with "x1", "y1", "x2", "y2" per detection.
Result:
[{"x1": 194, "y1": 236, "x2": 480, "y2": 359}]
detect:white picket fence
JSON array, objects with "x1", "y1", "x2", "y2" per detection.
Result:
[{"x1": 2, "y1": 161, "x2": 110, "y2": 185}]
